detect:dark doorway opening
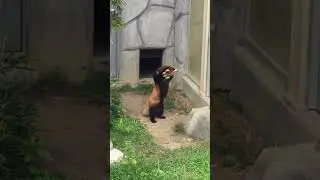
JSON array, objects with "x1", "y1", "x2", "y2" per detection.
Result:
[
  {"x1": 139, "y1": 49, "x2": 164, "y2": 78},
  {"x1": 94, "y1": 0, "x2": 108, "y2": 57}
]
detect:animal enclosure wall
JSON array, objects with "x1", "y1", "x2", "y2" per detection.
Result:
[
  {"x1": 0, "y1": 0, "x2": 23, "y2": 52},
  {"x1": 118, "y1": 0, "x2": 190, "y2": 85},
  {"x1": 27, "y1": 0, "x2": 94, "y2": 82}
]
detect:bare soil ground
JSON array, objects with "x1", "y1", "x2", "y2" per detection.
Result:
[
  {"x1": 121, "y1": 92, "x2": 195, "y2": 149},
  {"x1": 35, "y1": 96, "x2": 107, "y2": 180}
]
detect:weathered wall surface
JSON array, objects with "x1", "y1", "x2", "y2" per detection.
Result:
[
  {"x1": 211, "y1": 0, "x2": 244, "y2": 89},
  {"x1": 173, "y1": 0, "x2": 190, "y2": 89},
  {"x1": 119, "y1": 0, "x2": 190, "y2": 84},
  {"x1": 212, "y1": 0, "x2": 319, "y2": 145},
  {"x1": 27, "y1": 0, "x2": 93, "y2": 82}
]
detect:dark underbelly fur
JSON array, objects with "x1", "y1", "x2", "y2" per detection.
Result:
[{"x1": 149, "y1": 81, "x2": 169, "y2": 123}]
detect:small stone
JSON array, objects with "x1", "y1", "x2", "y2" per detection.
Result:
[
  {"x1": 110, "y1": 148, "x2": 124, "y2": 165},
  {"x1": 110, "y1": 140, "x2": 113, "y2": 150}
]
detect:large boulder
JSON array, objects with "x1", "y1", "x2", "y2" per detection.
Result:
[
  {"x1": 246, "y1": 142, "x2": 320, "y2": 180},
  {"x1": 184, "y1": 106, "x2": 210, "y2": 139}
]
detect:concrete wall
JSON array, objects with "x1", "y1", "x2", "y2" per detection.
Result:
[
  {"x1": 180, "y1": 0, "x2": 210, "y2": 108},
  {"x1": 27, "y1": 0, "x2": 94, "y2": 82},
  {"x1": 110, "y1": 30, "x2": 120, "y2": 78},
  {"x1": 0, "y1": 0, "x2": 22, "y2": 51},
  {"x1": 118, "y1": 0, "x2": 190, "y2": 84},
  {"x1": 212, "y1": 0, "x2": 320, "y2": 145}
]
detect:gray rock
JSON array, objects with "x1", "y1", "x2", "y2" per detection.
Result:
[
  {"x1": 139, "y1": 6, "x2": 174, "y2": 48},
  {"x1": 246, "y1": 142, "x2": 320, "y2": 180},
  {"x1": 184, "y1": 106, "x2": 210, "y2": 139},
  {"x1": 175, "y1": 0, "x2": 190, "y2": 18},
  {"x1": 110, "y1": 148, "x2": 124, "y2": 165},
  {"x1": 110, "y1": 140, "x2": 113, "y2": 150},
  {"x1": 122, "y1": 0, "x2": 148, "y2": 23},
  {"x1": 174, "y1": 15, "x2": 189, "y2": 65},
  {"x1": 151, "y1": 0, "x2": 175, "y2": 8},
  {"x1": 121, "y1": 20, "x2": 142, "y2": 50},
  {"x1": 162, "y1": 47, "x2": 175, "y2": 66},
  {"x1": 120, "y1": 50, "x2": 139, "y2": 83}
]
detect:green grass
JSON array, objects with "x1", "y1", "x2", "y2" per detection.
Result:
[
  {"x1": 110, "y1": 116, "x2": 210, "y2": 180},
  {"x1": 119, "y1": 84, "x2": 152, "y2": 95},
  {"x1": 111, "y1": 81, "x2": 210, "y2": 180},
  {"x1": 164, "y1": 97, "x2": 175, "y2": 111}
]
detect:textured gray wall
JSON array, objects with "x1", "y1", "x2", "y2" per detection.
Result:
[
  {"x1": 27, "y1": 0, "x2": 94, "y2": 82},
  {"x1": 212, "y1": 0, "x2": 320, "y2": 145},
  {"x1": 0, "y1": 0, "x2": 22, "y2": 51},
  {"x1": 211, "y1": 0, "x2": 245, "y2": 90},
  {"x1": 110, "y1": 30, "x2": 120, "y2": 78}
]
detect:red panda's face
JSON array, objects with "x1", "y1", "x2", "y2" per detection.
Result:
[
  {"x1": 156, "y1": 65, "x2": 177, "y2": 80},
  {"x1": 161, "y1": 67, "x2": 177, "y2": 79}
]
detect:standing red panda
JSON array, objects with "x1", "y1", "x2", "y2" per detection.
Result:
[{"x1": 142, "y1": 65, "x2": 177, "y2": 123}]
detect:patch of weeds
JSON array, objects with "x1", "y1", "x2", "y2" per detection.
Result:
[
  {"x1": 173, "y1": 122, "x2": 185, "y2": 134},
  {"x1": 167, "y1": 90, "x2": 193, "y2": 114},
  {"x1": 164, "y1": 97, "x2": 175, "y2": 111},
  {"x1": 0, "y1": 50, "x2": 64, "y2": 179},
  {"x1": 119, "y1": 83, "x2": 152, "y2": 95}
]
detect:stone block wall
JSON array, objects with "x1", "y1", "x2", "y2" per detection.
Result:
[{"x1": 119, "y1": 0, "x2": 190, "y2": 87}]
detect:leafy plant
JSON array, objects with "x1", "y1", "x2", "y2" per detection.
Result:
[
  {"x1": 0, "y1": 47, "x2": 61, "y2": 179},
  {"x1": 110, "y1": 0, "x2": 125, "y2": 31},
  {"x1": 110, "y1": 79, "x2": 124, "y2": 121}
]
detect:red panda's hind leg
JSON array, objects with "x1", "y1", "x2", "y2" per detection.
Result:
[{"x1": 150, "y1": 116, "x2": 157, "y2": 123}]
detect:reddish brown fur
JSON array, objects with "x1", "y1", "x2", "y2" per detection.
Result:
[{"x1": 148, "y1": 84, "x2": 161, "y2": 108}]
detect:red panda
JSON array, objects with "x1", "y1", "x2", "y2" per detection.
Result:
[{"x1": 141, "y1": 65, "x2": 177, "y2": 123}]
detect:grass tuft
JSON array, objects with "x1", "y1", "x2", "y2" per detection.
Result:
[{"x1": 173, "y1": 122, "x2": 185, "y2": 134}]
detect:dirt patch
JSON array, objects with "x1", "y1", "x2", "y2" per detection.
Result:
[
  {"x1": 36, "y1": 97, "x2": 107, "y2": 180},
  {"x1": 121, "y1": 92, "x2": 195, "y2": 149}
]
